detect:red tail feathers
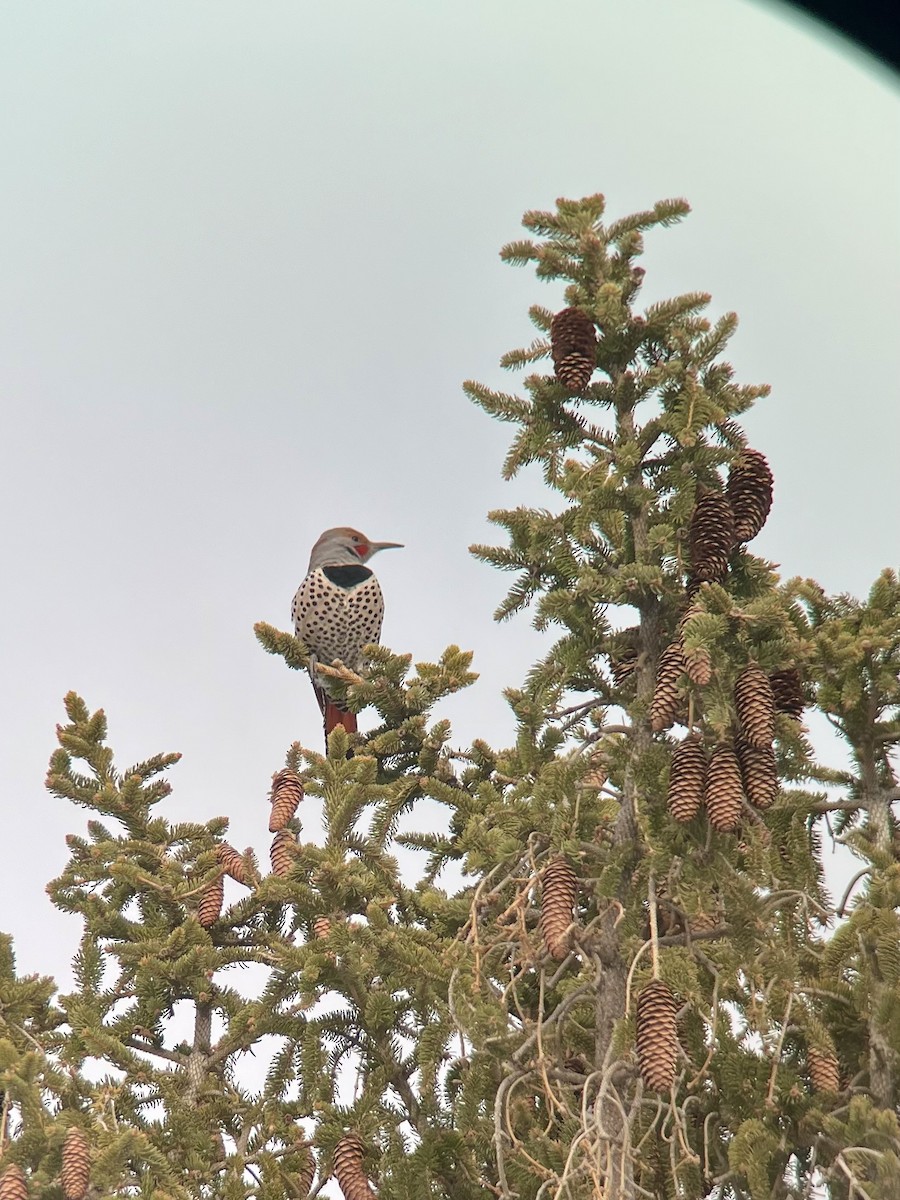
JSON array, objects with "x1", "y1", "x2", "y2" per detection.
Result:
[
  {"x1": 324, "y1": 699, "x2": 357, "y2": 737},
  {"x1": 313, "y1": 682, "x2": 357, "y2": 740}
]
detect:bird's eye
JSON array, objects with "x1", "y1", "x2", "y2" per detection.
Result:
[{"x1": 351, "y1": 535, "x2": 360, "y2": 543}]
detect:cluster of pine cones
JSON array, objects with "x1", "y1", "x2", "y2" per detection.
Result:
[
  {"x1": 196, "y1": 768, "x2": 305, "y2": 928},
  {"x1": 0, "y1": 1127, "x2": 90, "y2": 1200},
  {"x1": 641, "y1": 448, "x2": 805, "y2": 833},
  {"x1": 194, "y1": 765, "x2": 362, "y2": 1198},
  {"x1": 632, "y1": 452, "x2": 806, "y2": 1094},
  {"x1": 659, "y1": 659, "x2": 803, "y2": 833},
  {"x1": 634, "y1": 973, "x2": 842, "y2": 1096},
  {"x1": 688, "y1": 450, "x2": 773, "y2": 592}
]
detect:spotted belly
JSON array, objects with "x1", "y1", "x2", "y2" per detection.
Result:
[{"x1": 291, "y1": 568, "x2": 385, "y2": 672}]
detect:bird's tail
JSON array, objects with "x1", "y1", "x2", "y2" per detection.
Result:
[{"x1": 312, "y1": 680, "x2": 358, "y2": 741}]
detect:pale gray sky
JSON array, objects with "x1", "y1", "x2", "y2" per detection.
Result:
[{"x1": 1, "y1": 0, "x2": 898, "y2": 984}]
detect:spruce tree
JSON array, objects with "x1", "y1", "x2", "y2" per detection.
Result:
[{"x1": 1, "y1": 192, "x2": 897, "y2": 1199}]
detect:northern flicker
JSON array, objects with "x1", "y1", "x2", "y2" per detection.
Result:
[{"x1": 292, "y1": 527, "x2": 402, "y2": 740}]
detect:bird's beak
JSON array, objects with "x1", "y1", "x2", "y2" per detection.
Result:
[{"x1": 371, "y1": 541, "x2": 404, "y2": 553}]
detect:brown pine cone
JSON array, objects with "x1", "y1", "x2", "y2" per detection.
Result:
[
  {"x1": 705, "y1": 745, "x2": 744, "y2": 832},
  {"x1": 667, "y1": 736, "x2": 706, "y2": 823},
  {"x1": 550, "y1": 307, "x2": 597, "y2": 393},
  {"x1": 313, "y1": 915, "x2": 332, "y2": 940},
  {"x1": 197, "y1": 874, "x2": 225, "y2": 929},
  {"x1": 808, "y1": 1043, "x2": 841, "y2": 1094},
  {"x1": 769, "y1": 667, "x2": 804, "y2": 720},
  {"x1": 61, "y1": 1126, "x2": 91, "y2": 1200},
  {"x1": 650, "y1": 640, "x2": 686, "y2": 732},
  {"x1": 540, "y1": 856, "x2": 578, "y2": 961},
  {"x1": 727, "y1": 448, "x2": 773, "y2": 543},
  {"x1": 0, "y1": 1164, "x2": 28, "y2": 1200},
  {"x1": 636, "y1": 980, "x2": 679, "y2": 1092},
  {"x1": 269, "y1": 768, "x2": 304, "y2": 833},
  {"x1": 610, "y1": 646, "x2": 639, "y2": 688},
  {"x1": 682, "y1": 644, "x2": 712, "y2": 687},
  {"x1": 294, "y1": 1146, "x2": 316, "y2": 1197},
  {"x1": 688, "y1": 487, "x2": 736, "y2": 584},
  {"x1": 215, "y1": 843, "x2": 248, "y2": 885},
  {"x1": 333, "y1": 1132, "x2": 376, "y2": 1200},
  {"x1": 734, "y1": 663, "x2": 775, "y2": 748},
  {"x1": 736, "y1": 738, "x2": 778, "y2": 809},
  {"x1": 689, "y1": 911, "x2": 721, "y2": 937},
  {"x1": 677, "y1": 605, "x2": 713, "y2": 686},
  {"x1": 270, "y1": 830, "x2": 296, "y2": 877}
]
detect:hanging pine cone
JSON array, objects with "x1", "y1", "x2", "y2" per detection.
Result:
[
  {"x1": 682, "y1": 644, "x2": 711, "y2": 687},
  {"x1": 726, "y1": 448, "x2": 773, "y2": 543},
  {"x1": 540, "y1": 856, "x2": 578, "y2": 961},
  {"x1": 736, "y1": 738, "x2": 778, "y2": 809},
  {"x1": 550, "y1": 307, "x2": 597, "y2": 393},
  {"x1": 667, "y1": 736, "x2": 707, "y2": 823},
  {"x1": 610, "y1": 646, "x2": 639, "y2": 688},
  {"x1": 333, "y1": 1132, "x2": 376, "y2": 1200},
  {"x1": 0, "y1": 1164, "x2": 28, "y2": 1200},
  {"x1": 215, "y1": 843, "x2": 248, "y2": 885},
  {"x1": 808, "y1": 1043, "x2": 841, "y2": 1094},
  {"x1": 197, "y1": 874, "x2": 225, "y2": 929},
  {"x1": 270, "y1": 830, "x2": 296, "y2": 877},
  {"x1": 650, "y1": 640, "x2": 686, "y2": 732},
  {"x1": 688, "y1": 487, "x2": 736, "y2": 585},
  {"x1": 677, "y1": 605, "x2": 713, "y2": 685},
  {"x1": 769, "y1": 667, "x2": 804, "y2": 720},
  {"x1": 705, "y1": 745, "x2": 744, "y2": 832},
  {"x1": 294, "y1": 1146, "x2": 316, "y2": 1197},
  {"x1": 313, "y1": 915, "x2": 332, "y2": 940},
  {"x1": 61, "y1": 1126, "x2": 91, "y2": 1200},
  {"x1": 581, "y1": 755, "x2": 608, "y2": 792},
  {"x1": 636, "y1": 979, "x2": 679, "y2": 1092},
  {"x1": 734, "y1": 663, "x2": 775, "y2": 748},
  {"x1": 269, "y1": 768, "x2": 304, "y2": 833}
]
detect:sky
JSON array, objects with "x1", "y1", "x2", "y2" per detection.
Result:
[{"x1": 1, "y1": 0, "x2": 898, "y2": 994}]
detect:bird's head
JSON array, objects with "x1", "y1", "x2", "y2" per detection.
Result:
[{"x1": 308, "y1": 527, "x2": 404, "y2": 571}]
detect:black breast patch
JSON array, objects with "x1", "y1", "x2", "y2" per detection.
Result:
[{"x1": 322, "y1": 564, "x2": 374, "y2": 588}]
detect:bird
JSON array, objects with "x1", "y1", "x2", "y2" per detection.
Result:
[{"x1": 292, "y1": 527, "x2": 403, "y2": 741}]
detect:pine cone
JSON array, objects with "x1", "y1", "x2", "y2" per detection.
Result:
[
  {"x1": 540, "y1": 855, "x2": 578, "y2": 961},
  {"x1": 610, "y1": 646, "x2": 639, "y2": 688},
  {"x1": 769, "y1": 667, "x2": 804, "y2": 720},
  {"x1": 294, "y1": 1146, "x2": 316, "y2": 1197},
  {"x1": 682, "y1": 644, "x2": 711, "y2": 687},
  {"x1": 667, "y1": 736, "x2": 706, "y2": 823},
  {"x1": 581, "y1": 756, "x2": 608, "y2": 791},
  {"x1": 269, "y1": 768, "x2": 304, "y2": 833},
  {"x1": 734, "y1": 663, "x2": 775, "y2": 748},
  {"x1": 636, "y1": 980, "x2": 679, "y2": 1092},
  {"x1": 197, "y1": 874, "x2": 224, "y2": 929},
  {"x1": 215, "y1": 843, "x2": 248, "y2": 885},
  {"x1": 689, "y1": 911, "x2": 721, "y2": 937},
  {"x1": 650, "y1": 640, "x2": 686, "y2": 732},
  {"x1": 736, "y1": 738, "x2": 778, "y2": 810},
  {"x1": 0, "y1": 1164, "x2": 28, "y2": 1200},
  {"x1": 705, "y1": 745, "x2": 744, "y2": 832},
  {"x1": 808, "y1": 1043, "x2": 841, "y2": 1094},
  {"x1": 313, "y1": 915, "x2": 332, "y2": 940},
  {"x1": 333, "y1": 1132, "x2": 376, "y2": 1200},
  {"x1": 61, "y1": 1126, "x2": 91, "y2": 1200},
  {"x1": 270, "y1": 830, "x2": 296, "y2": 877},
  {"x1": 688, "y1": 487, "x2": 736, "y2": 585},
  {"x1": 727, "y1": 449, "x2": 773, "y2": 543},
  {"x1": 550, "y1": 307, "x2": 597, "y2": 393}
]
